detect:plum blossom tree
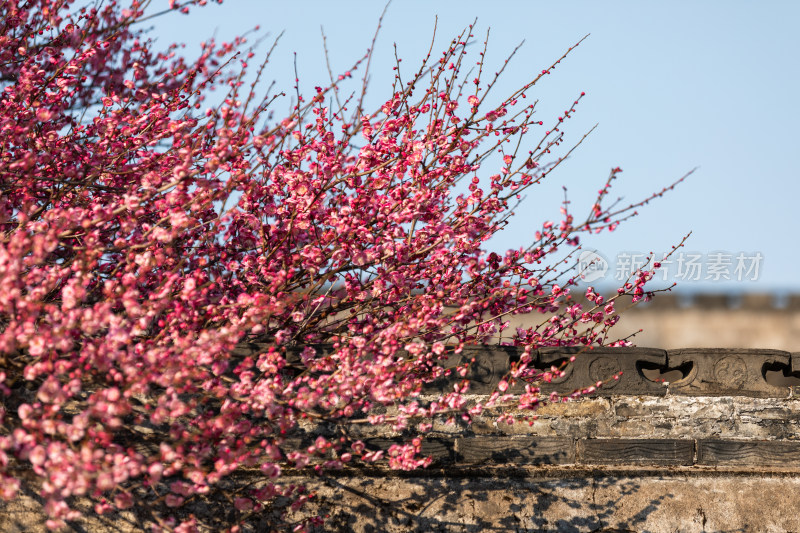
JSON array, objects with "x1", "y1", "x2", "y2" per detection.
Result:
[{"x1": 0, "y1": 0, "x2": 687, "y2": 531}]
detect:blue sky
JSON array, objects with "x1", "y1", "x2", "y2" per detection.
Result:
[{"x1": 148, "y1": 1, "x2": 800, "y2": 292}]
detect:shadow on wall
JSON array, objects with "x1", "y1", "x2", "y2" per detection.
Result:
[
  {"x1": 2, "y1": 475, "x2": 665, "y2": 533},
  {"x1": 311, "y1": 474, "x2": 673, "y2": 533},
  {"x1": 0, "y1": 460, "x2": 780, "y2": 533}
]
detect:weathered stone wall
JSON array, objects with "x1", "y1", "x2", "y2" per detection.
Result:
[
  {"x1": 306, "y1": 347, "x2": 800, "y2": 532},
  {"x1": 5, "y1": 346, "x2": 800, "y2": 532},
  {"x1": 309, "y1": 347, "x2": 800, "y2": 532},
  {"x1": 293, "y1": 472, "x2": 800, "y2": 532}
]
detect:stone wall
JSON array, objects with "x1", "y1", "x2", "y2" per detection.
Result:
[
  {"x1": 5, "y1": 346, "x2": 800, "y2": 532},
  {"x1": 301, "y1": 347, "x2": 800, "y2": 532}
]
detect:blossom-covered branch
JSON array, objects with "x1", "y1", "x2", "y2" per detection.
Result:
[{"x1": 0, "y1": 1, "x2": 685, "y2": 530}]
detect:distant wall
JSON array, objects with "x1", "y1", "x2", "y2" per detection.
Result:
[
  {"x1": 617, "y1": 293, "x2": 800, "y2": 350},
  {"x1": 503, "y1": 292, "x2": 800, "y2": 351}
]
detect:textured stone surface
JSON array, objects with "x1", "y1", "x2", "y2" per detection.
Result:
[
  {"x1": 293, "y1": 472, "x2": 800, "y2": 533},
  {"x1": 697, "y1": 439, "x2": 800, "y2": 466},
  {"x1": 467, "y1": 395, "x2": 800, "y2": 441},
  {"x1": 667, "y1": 348, "x2": 792, "y2": 397},
  {"x1": 537, "y1": 347, "x2": 669, "y2": 397},
  {"x1": 455, "y1": 437, "x2": 574, "y2": 465},
  {"x1": 578, "y1": 439, "x2": 694, "y2": 465},
  {"x1": 6, "y1": 470, "x2": 800, "y2": 532}
]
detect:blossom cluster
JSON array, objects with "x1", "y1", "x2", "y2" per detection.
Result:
[{"x1": 0, "y1": 1, "x2": 682, "y2": 530}]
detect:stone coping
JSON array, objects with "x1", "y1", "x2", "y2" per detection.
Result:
[
  {"x1": 251, "y1": 345, "x2": 800, "y2": 397},
  {"x1": 449, "y1": 346, "x2": 800, "y2": 397}
]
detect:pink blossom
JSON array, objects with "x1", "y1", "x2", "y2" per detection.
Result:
[
  {"x1": 261, "y1": 463, "x2": 281, "y2": 479},
  {"x1": 114, "y1": 492, "x2": 134, "y2": 509},
  {"x1": 0, "y1": 2, "x2": 683, "y2": 530},
  {"x1": 165, "y1": 494, "x2": 184, "y2": 508},
  {"x1": 234, "y1": 497, "x2": 254, "y2": 511}
]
